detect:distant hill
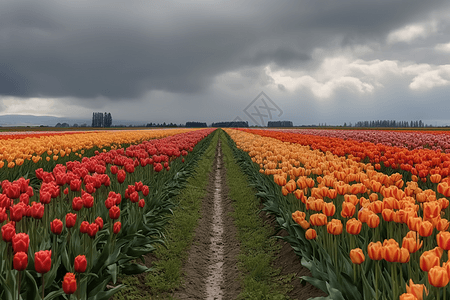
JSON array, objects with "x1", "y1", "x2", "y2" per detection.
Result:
[{"x1": 0, "y1": 114, "x2": 145, "y2": 127}]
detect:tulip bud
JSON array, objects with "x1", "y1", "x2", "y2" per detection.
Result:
[
  {"x1": 305, "y1": 228, "x2": 316, "y2": 240},
  {"x1": 13, "y1": 251, "x2": 28, "y2": 271},
  {"x1": 350, "y1": 248, "x2": 365, "y2": 264},
  {"x1": 74, "y1": 255, "x2": 87, "y2": 273},
  {"x1": 113, "y1": 221, "x2": 121, "y2": 234},
  {"x1": 35, "y1": 250, "x2": 52, "y2": 273},
  {"x1": 50, "y1": 219, "x2": 63, "y2": 235},
  {"x1": 62, "y1": 272, "x2": 77, "y2": 294},
  {"x1": 65, "y1": 213, "x2": 77, "y2": 228}
]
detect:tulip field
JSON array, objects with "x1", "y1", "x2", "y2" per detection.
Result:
[
  {"x1": 0, "y1": 128, "x2": 215, "y2": 299},
  {"x1": 3, "y1": 126, "x2": 450, "y2": 299},
  {"x1": 223, "y1": 128, "x2": 450, "y2": 300}
]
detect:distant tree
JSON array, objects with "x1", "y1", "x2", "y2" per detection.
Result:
[{"x1": 73, "y1": 123, "x2": 78, "y2": 127}]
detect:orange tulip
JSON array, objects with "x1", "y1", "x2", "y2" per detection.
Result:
[
  {"x1": 322, "y1": 202, "x2": 336, "y2": 217},
  {"x1": 428, "y1": 266, "x2": 449, "y2": 287},
  {"x1": 346, "y1": 218, "x2": 362, "y2": 235},
  {"x1": 358, "y1": 208, "x2": 372, "y2": 223},
  {"x1": 344, "y1": 194, "x2": 359, "y2": 206},
  {"x1": 350, "y1": 248, "x2": 365, "y2": 264},
  {"x1": 327, "y1": 219, "x2": 343, "y2": 235},
  {"x1": 305, "y1": 228, "x2": 316, "y2": 240},
  {"x1": 430, "y1": 174, "x2": 442, "y2": 184},
  {"x1": 381, "y1": 209, "x2": 395, "y2": 222},
  {"x1": 399, "y1": 247, "x2": 410, "y2": 263},
  {"x1": 418, "y1": 221, "x2": 434, "y2": 237},
  {"x1": 294, "y1": 189, "x2": 306, "y2": 203},
  {"x1": 299, "y1": 220, "x2": 310, "y2": 230},
  {"x1": 437, "y1": 231, "x2": 450, "y2": 250},
  {"x1": 309, "y1": 213, "x2": 327, "y2": 226},
  {"x1": 285, "y1": 180, "x2": 297, "y2": 193},
  {"x1": 420, "y1": 251, "x2": 440, "y2": 272},
  {"x1": 405, "y1": 279, "x2": 428, "y2": 300},
  {"x1": 367, "y1": 214, "x2": 380, "y2": 229},
  {"x1": 341, "y1": 202, "x2": 356, "y2": 218},
  {"x1": 399, "y1": 293, "x2": 418, "y2": 300},
  {"x1": 402, "y1": 237, "x2": 423, "y2": 254},
  {"x1": 367, "y1": 241, "x2": 383, "y2": 261},
  {"x1": 436, "y1": 218, "x2": 450, "y2": 231},
  {"x1": 407, "y1": 216, "x2": 422, "y2": 232},
  {"x1": 438, "y1": 197, "x2": 449, "y2": 210},
  {"x1": 382, "y1": 243, "x2": 400, "y2": 263},
  {"x1": 423, "y1": 201, "x2": 441, "y2": 220},
  {"x1": 281, "y1": 187, "x2": 289, "y2": 196},
  {"x1": 327, "y1": 189, "x2": 337, "y2": 199},
  {"x1": 370, "y1": 200, "x2": 384, "y2": 214}
]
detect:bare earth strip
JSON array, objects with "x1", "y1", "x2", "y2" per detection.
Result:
[{"x1": 174, "y1": 140, "x2": 240, "y2": 300}]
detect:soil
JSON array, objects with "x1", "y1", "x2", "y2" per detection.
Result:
[
  {"x1": 113, "y1": 139, "x2": 327, "y2": 299},
  {"x1": 174, "y1": 140, "x2": 241, "y2": 300},
  {"x1": 260, "y1": 210, "x2": 328, "y2": 299}
]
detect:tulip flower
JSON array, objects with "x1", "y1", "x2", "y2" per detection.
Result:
[
  {"x1": 350, "y1": 248, "x2": 365, "y2": 264},
  {"x1": 12, "y1": 233, "x2": 29, "y2": 253},
  {"x1": 31, "y1": 202, "x2": 45, "y2": 219},
  {"x1": 327, "y1": 219, "x2": 343, "y2": 235},
  {"x1": 50, "y1": 219, "x2": 63, "y2": 235},
  {"x1": 13, "y1": 251, "x2": 28, "y2": 271},
  {"x1": 305, "y1": 228, "x2": 316, "y2": 240},
  {"x1": 420, "y1": 251, "x2": 440, "y2": 272},
  {"x1": 62, "y1": 272, "x2": 77, "y2": 294},
  {"x1": 72, "y1": 197, "x2": 83, "y2": 211},
  {"x1": 437, "y1": 231, "x2": 450, "y2": 250},
  {"x1": 398, "y1": 247, "x2": 410, "y2": 263},
  {"x1": 35, "y1": 250, "x2": 52, "y2": 273},
  {"x1": 80, "y1": 221, "x2": 89, "y2": 234},
  {"x1": 322, "y1": 202, "x2": 336, "y2": 217},
  {"x1": 367, "y1": 214, "x2": 380, "y2": 229},
  {"x1": 117, "y1": 170, "x2": 126, "y2": 183},
  {"x1": 346, "y1": 218, "x2": 362, "y2": 235},
  {"x1": 9, "y1": 204, "x2": 24, "y2": 222},
  {"x1": 95, "y1": 216, "x2": 104, "y2": 230},
  {"x1": 406, "y1": 279, "x2": 428, "y2": 300},
  {"x1": 418, "y1": 221, "x2": 434, "y2": 237},
  {"x1": 65, "y1": 213, "x2": 77, "y2": 228},
  {"x1": 402, "y1": 237, "x2": 423, "y2": 254},
  {"x1": 399, "y1": 293, "x2": 418, "y2": 300},
  {"x1": 113, "y1": 221, "x2": 121, "y2": 234},
  {"x1": 2, "y1": 222, "x2": 15, "y2": 242},
  {"x1": 74, "y1": 255, "x2": 87, "y2": 273},
  {"x1": 109, "y1": 206, "x2": 121, "y2": 220},
  {"x1": 428, "y1": 266, "x2": 449, "y2": 288},
  {"x1": 87, "y1": 223, "x2": 99, "y2": 238},
  {"x1": 138, "y1": 199, "x2": 145, "y2": 208},
  {"x1": 382, "y1": 243, "x2": 400, "y2": 263},
  {"x1": 82, "y1": 193, "x2": 94, "y2": 208},
  {"x1": 341, "y1": 202, "x2": 356, "y2": 218}
]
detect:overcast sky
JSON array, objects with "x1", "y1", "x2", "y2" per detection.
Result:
[{"x1": 1, "y1": 0, "x2": 450, "y2": 126}]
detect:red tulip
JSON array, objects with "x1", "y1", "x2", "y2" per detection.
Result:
[
  {"x1": 87, "y1": 223, "x2": 99, "y2": 238},
  {"x1": 31, "y1": 202, "x2": 45, "y2": 219},
  {"x1": 65, "y1": 213, "x2": 77, "y2": 228},
  {"x1": 110, "y1": 165, "x2": 119, "y2": 175},
  {"x1": 35, "y1": 250, "x2": 52, "y2": 273},
  {"x1": 12, "y1": 232, "x2": 29, "y2": 253},
  {"x1": 129, "y1": 191, "x2": 139, "y2": 203},
  {"x1": 50, "y1": 219, "x2": 63, "y2": 235},
  {"x1": 72, "y1": 197, "x2": 83, "y2": 211},
  {"x1": 117, "y1": 170, "x2": 126, "y2": 184},
  {"x1": 13, "y1": 251, "x2": 28, "y2": 271},
  {"x1": 80, "y1": 221, "x2": 89, "y2": 234},
  {"x1": 138, "y1": 199, "x2": 145, "y2": 208},
  {"x1": 39, "y1": 191, "x2": 51, "y2": 205},
  {"x1": 109, "y1": 206, "x2": 120, "y2": 220},
  {"x1": 95, "y1": 216, "x2": 103, "y2": 230},
  {"x1": 9, "y1": 204, "x2": 24, "y2": 222},
  {"x1": 142, "y1": 185, "x2": 149, "y2": 196},
  {"x1": 1, "y1": 222, "x2": 15, "y2": 242},
  {"x1": 70, "y1": 179, "x2": 82, "y2": 192},
  {"x1": 113, "y1": 221, "x2": 121, "y2": 234},
  {"x1": 62, "y1": 272, "x2": 77, "y2": 294},
  {"x1": 82, "y1": 193, "x2": 94, "y2": 208},
  {"x1": 74, "y1": 255, "x2": 87, "y2": 273}
]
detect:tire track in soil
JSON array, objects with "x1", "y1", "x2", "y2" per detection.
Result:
[{"x1": 174, "y1": 140, "x2": 240, "y2": 300}]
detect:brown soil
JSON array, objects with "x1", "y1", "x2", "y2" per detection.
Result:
[
  {"x1": 174, "y1": 140, "x2": 241, "y2": 300},
  {"x1": 261, "y1": 211, "x2": 328, "y2": 299}
]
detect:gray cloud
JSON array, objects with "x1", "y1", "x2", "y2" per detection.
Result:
[{"x1": 0, "y1": 0, "x2": 449, "y2": 125}]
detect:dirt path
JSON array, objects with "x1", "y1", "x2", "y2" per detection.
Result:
[
  {"x1": 174, "y1": 140, "x2": 240, "y2": 300},
  {"x1": 175, "y1": 139, "x2": 326, "y2": 300}
]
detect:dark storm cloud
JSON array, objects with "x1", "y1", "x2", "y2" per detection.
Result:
[{"x1": 0, "y1": 0, "x2": 448, "y2": 100}]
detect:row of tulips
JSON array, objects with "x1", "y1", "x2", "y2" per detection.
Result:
[
  {"x1": 275, "y1": 129, "x2": 450, "y2": 152},
  {"x1": 239, "y1": 128, "x2": 450, "y2": 186},
  {"x1": 0, "y1": 128, "x2": 215, "y2": 299},
  {"x1": 0, "y1": 131, "x2": 81, "y2": 141},
  {"x1": 0, "y1": 128, "x2": 196, "y2": 169},
  {"x1": 224, "y1": 128, "x2": 450, "y2": 300}
]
